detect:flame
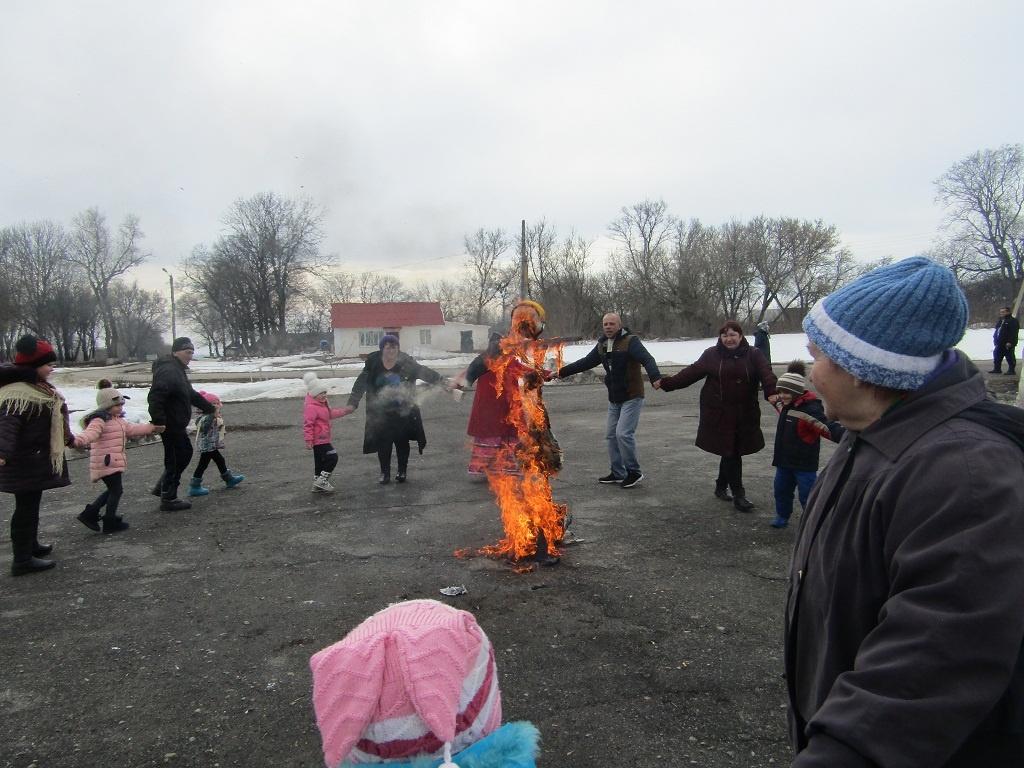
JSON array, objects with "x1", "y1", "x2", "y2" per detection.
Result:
[{"x1": 467, "y1": 325, "x2": 567, "y2": 566}]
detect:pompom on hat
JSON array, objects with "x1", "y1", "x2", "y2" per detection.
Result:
[
  {"x1": 310, "y1": 599, "x2": 502, "y2": 767},
  {"x1": 802, "y1": 257, "x2": 968, "y2": 391},
  {"x1": 14, "y1": 335, "x2": 57, "y2": 368},
  {"x1": 304, "y1": 372, "x2": 329, "y2": 397}
]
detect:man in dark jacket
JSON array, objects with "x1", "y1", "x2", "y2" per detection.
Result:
[
  {"x1": 789, "y1": 257, "x2": 1024, "y2": 766},
  {"x1": 991, "y1": 305, "x2": 1020, "y2": 375},
  {"x1": 753, "y1": 320, "x2": 772, "y2": 366},
  {"x1": 555, "y1": 313, "x2": 661, "y2": 488},
  {"x1": 148, "y1": 337, "x2": 214, "y2": 511}
]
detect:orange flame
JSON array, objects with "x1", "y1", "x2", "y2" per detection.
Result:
[{"x1": 469, "y1": 325, "x2": 567, "y2": 566}]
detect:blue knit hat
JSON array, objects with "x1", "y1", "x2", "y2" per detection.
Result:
[
  {"x1": 379, "y1": 333, "x2": 400, "y2": 350},
  {"x1": 802, "y1": 257, "x2": 967, "y2": 391}
]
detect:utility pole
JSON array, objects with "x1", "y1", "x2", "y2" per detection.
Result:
[
  {"x1": 161, "y1": 267, "x2": 177, "y2": 340},
  {"x1": 520, "y1": 218, "x2": 528, "y2": 300}
]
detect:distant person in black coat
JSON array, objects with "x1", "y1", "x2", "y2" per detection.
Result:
[
  {"x1": 148, "y1": 337, "x2": 215, "y2": 511},
  {"x1": 753, "y1": 321, "x2": 772, "y2": 366},
  {"x1": 991, "y1": 306, "x2": 1020, "y2": 375}
]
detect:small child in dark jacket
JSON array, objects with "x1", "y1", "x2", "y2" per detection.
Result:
[{"x1": 770, "y1": 361, "x2": 845, "y2": 529}]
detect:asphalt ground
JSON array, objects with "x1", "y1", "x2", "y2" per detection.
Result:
[{"x1": 2, "y1": 366, "x2": 1018, "y2": 767}]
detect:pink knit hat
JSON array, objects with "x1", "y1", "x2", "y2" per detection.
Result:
[
  {"x1": 310, "y1": 599, "x2": 502, "y2": 766},
  {"x1": 198, "y1": 390, "x2": 222, "y2": 407}
]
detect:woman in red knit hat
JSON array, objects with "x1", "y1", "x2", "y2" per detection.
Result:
[{"x1": 0, "y1": 335, "x2": 76, "y2": 576}]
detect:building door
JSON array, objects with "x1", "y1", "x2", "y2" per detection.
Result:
[{"x1": 460, "y1": 330, "x2": 474, "y2": 352}]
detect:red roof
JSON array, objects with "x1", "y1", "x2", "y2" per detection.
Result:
[{"x1": 330, "y1": 302, "x2": 445, "y2": 329}]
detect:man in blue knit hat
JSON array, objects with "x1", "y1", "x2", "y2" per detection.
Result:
[{"x1": 784, "y1": 257, "x2": 1024, "y2": 766}]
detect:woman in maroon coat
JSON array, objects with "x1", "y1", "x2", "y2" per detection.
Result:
[
  {"x1": 0, "y1": 336, "x2": 76, "y2": 576},
  {"x1": 660, "y1": 320, "x2": 777, "y2": 511}
]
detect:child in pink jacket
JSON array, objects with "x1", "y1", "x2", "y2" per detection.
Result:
[
  {"x1": 303, "y1": 373, "x2": 352, "y2": 493},
  {"x1": 75, "y1": 379, "x2": 165, "y2": 533}
]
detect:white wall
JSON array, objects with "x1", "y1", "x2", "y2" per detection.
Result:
[{"x1": 332, "y1": 323, "x2": 491, "y2": 357}]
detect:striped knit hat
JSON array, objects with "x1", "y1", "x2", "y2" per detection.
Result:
[
  {"x1": 802, "y1": 257, "x2": 967, "y2": 391},
  {"x1": 310, "y1": 599, "x2": 502, "y2": 767}
]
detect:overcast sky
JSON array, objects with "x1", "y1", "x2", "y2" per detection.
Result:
[{"x1": 2, "y1": 1, "x2": 1021, "y2": 294}]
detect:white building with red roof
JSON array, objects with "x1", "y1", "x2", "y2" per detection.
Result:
[{"x1": 330, "y1": 302, "x2": 491, "y2": 357}]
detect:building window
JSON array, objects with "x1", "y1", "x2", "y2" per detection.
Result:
[
  {"x1": 419, "y1": 329, "x2": 431, "y2": 346},
  {"x1": 359, "y1": 330, "x2": 383, "y2": 347}
]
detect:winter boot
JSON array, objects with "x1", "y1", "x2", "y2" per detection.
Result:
[
  {"x1": 160, "y1": 498, "x2": 192, "y2": 512},
  {"x1": 76, "y1": 504, "x2": 101, "y2": 532},
  {"x1": 188, "y1": 477, "x2": 210, "y2": 497},
  {"x1": 150, "y1": 481, "x2": 163, "y2": 498},
  {"x1": 312, "y1": 471, "x2": 335, "y2": 493},
  {"x1": 221, "y1": 469, "x2": 245, "y2": 488},
  {"x1": 102, "y1": 515, "x2": 130, "y2": 534},
  {"x1": 714, "y1": 482, "x2": 733, "y2": 501},
  {"x1": 732, "y1": 488, "x2": 755, "y2": 512}
]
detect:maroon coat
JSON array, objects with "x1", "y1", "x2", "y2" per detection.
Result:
[
  {"x1": 0, "y1": 380, "x2": 73, "y2": 494},
  {"x1": 661, "y1": 339, "x2": 777, "y2": 457}
]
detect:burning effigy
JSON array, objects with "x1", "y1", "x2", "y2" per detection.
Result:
[{"x1": 456, "y1": 300, "x2": 567, "y2": 570}]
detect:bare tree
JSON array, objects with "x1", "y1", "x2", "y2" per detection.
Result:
[
  {"x1": 935, "y1": 144, "x2": 1024, "y2": 280},
  {"x1": 110, "y1": 281, "x2": 168, "y2": 358},
  {"x1": 290, "y1": 270, "x2": 358, "y2": 333},
  {"x1": 356, "y1": 272, "x2": 409, "y2": 303},
  {"x1": 69, "y1": 208, "x2": 148, "y2": 359},
  {"x1": 410, "y1": 278, "x2": 475, "y2": 322},
  {"x1": 608, "y1": 199, "x2": 678, "y2": 334},
  {"x1": 516, "y1": 218, "x2": 558, "y2": 298},
  {"x1": 462, "y1": 228, "x2": 513, "y2": 325}
]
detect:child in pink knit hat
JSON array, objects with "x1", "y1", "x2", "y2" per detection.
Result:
[{"x1": 310, "y1": 599, "x2": 539, "y2": 768}]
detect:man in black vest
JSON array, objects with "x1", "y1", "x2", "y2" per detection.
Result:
[
  {"x1": 991, "y1": 306, "x2": 1020, "y2": 375},
  {"x1": 555, "y1": 313, "x2": 661, "y2": 488}
]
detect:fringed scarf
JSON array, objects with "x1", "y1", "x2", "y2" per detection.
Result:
[{"x1": 0, "y1": 381, "x2": 67, "y2": 474}]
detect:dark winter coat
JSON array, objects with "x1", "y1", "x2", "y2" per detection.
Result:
[
  {"x1": 0, "y1": 379, "x2": 73, "y2": 494},
  {"x1": 772, "y1": 392, "x2": 845, "y2": 472},
  {"x1": 147, "y1": 355, "x2": 214, "y2": 434},
  {"x1": 753, "y1": 327, "x2": 772, "y2": 364},
  {"x1": 659, "y1": 339, "x2": 777, "y2": 457},
  {"x1": 785, "y1": 352, "x2": 1024, "y2": 766},
  {"x1": 557, "y1": 327, "x2": 661, "y2": 403},
  {"x1": 348, "y1": 351, "x2": 443, "y2": 454},
  {"x1": 994, "y1": 314, "x2": 1020, "y2": 347}
]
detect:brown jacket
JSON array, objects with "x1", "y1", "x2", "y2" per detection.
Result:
[
  {"x1": 785, "y1": 353, "x2": 1024, "y2": 766},
  {"x1": 660, "y1": 340, "x2": 776, "y2": 456}
]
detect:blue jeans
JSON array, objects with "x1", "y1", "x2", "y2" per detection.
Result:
[
  {"x1": 774, "y1": 467, "x2": 818, "y2": 521},
  {"x1": 606, "y1": 397, "x2": 644, "y2": 478}
]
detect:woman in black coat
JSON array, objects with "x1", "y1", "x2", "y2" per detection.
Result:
[
  {"x1": 660, "y1": 320, "x2": 777, "y2": 511},
  {"x1": 0, "y1": 336, "x2": 76, "y2": 576},
  {"x1": 347, "y1": 335, "x2": 449, "y2": 484}
]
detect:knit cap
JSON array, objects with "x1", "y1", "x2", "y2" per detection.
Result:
[
  {"x1": 776, "y1": 373, "x2": 806, "y2": 395},
  {"x1": 802, "y1": 257, "x2": 967, "y2": 391},
  {"x1": 198, "y1": 390, "x2": 221, "y2": 407},
  {"x1": 379, "y1": 334, "x2": 400, "y2": 351},
  {"x1": 304, "y1": 372, "x2": 328, "y2": 397},
  {"x1": 95, "y1": 378, "x2": 130, "y2": 408},
  {"x1": 14, "y1": 335, "x2": 57, "y2": 368},
  {"x1": 310, "y1": 599, "x2": 502, "y2": 767},
  {"x1": 171, "y1": 337, "x2": 195, "y2": 352}
]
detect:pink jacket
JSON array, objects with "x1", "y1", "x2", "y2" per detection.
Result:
[
  {"x1": 303, "y1": 395, "x2": 345, "y2": 447},
  {"x1": 77, "y1": 415, "x2": 159, "y2": 481}
]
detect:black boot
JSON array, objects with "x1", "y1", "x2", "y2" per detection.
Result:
[
  {"x1": 33, "y1": 542, "x2": 53, "y2": 557},
  {"x1": 102, "y1": 515, "x2": 130, "y2": 534},
  {"x1": 160, "y1": 498, "x2": 192, "y2": 512},
  {"x1": 378, "y1": 471, "x2": 391, "y2": 485},
  {"x1": 733, "y1": 489, "x2": 754, "y2": 512},
  {"x1": 396, "y1": 467, "x2": 407, "y2": 483},
  {"x1": 714, "y1": 483, "x2": 733, "y2": 501},
  {"x1": 11, "y1": 557, "x2": 55, "y2": 576},
  {"x1": 77, "y1": 504, "x2": 101, "y2": 531}
]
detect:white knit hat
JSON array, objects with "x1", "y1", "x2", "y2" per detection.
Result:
[{"x1": 303, "y1": 372, "x2": 328, "y2": 397}]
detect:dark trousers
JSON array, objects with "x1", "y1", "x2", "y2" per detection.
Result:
[
  {"x1": 193, "y1": 450, "x2": 227, "y2": 479},
  {"x1": 90, "y1": 472, "x2": 124, "y2": 521},
  {"x1": 716, "y1": 455, "x2": 744, "y2": 493},
  {"x1": 158, "y1": 431, "x2": 194, "y2": 500},
  {"x1": 773, "y1": 467, "x2": 817, "y2": 521},
  {"x1": 10, "y1": 490, "x2": 43, "y2": 562},
  {"x1": 377, "y1": 441, "x2": 410, "y2": 473},
  {"x1": 313, "y1": 443, "x2": 338, "y2": 475},
  {"x1": 994, "y1": 344, "x2": 1017, "y2": 373}
]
